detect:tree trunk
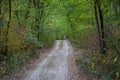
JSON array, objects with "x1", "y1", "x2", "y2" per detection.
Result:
[
  {"x1": 93, "y1": 0, "x2": 107, "y2": 54},
  {"x1": 33, "y1": 0, "x2": 44, "y2": 41},
  {"x1": 97, "y1": 2, "x2": 107, "y2": 54},
  {"x1": 0, "y1": 0, "x2": 2, "y2": 33},
  {"x1": 15, "y1": 11, "x2": 21, "y2": 26},
  {"x1": 4, "y1": 0, "x2": 11, "y2": 55},
  {"x1": 37, "y1": 2, "x2": 44, "y2": 41},
  {"x1": 93, "y1": 0, "x2": 102, "y2": 51},
  {"x1": 25, "y1": 0, "x2": 31, "y2": 19}
]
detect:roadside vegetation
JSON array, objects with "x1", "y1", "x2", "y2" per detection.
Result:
[{"x1": 0, "y1": 0, "x2": 120, "y2": 80}]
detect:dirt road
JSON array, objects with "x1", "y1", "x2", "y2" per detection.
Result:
[{"x1": 25, "y1": 40, "x2": 70, "y2": 80}]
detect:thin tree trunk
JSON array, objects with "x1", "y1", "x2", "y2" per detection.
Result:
[
  {"x1": 35, "y1": 0, "x2": 40, "y2": 41},
  {"x1": 33, "y1": 0, "x2": 44, "y2": 41},
  {"x1": 93, "y1": 0, "x2": 102, "y2": 53},
  {"x1": 0, "y1": 0, "x2": 2, "y2": 16},
  {"x1": 0, "y1": 0, "x2": 2, "y2": 34},
  {"x1": 25, "y1": 0, "x2": 31, "y2": 19},
  {"x1": 97, "y1": 2, "x2": 107, "y2": 54},
  {"x1": 37, "y1": 2, "x2": 44, "y2": 41},
  {"x1": 15, "y1": 11, "x2": 21, "y2": 26},
  {"x1": 4, "y1": 0, "x2": 11, "y2": 55}
]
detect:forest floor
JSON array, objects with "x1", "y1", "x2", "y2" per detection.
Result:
[{"x1": 11, "y1": 40, "x2": 93, "y2": 80}]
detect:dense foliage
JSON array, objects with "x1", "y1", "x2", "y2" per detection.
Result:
[{"x1": 0, "y1": 0, "x2": 120, "y2": 79}]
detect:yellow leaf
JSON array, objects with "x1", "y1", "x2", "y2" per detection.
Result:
[
  {"x1": 103, "y1": 60, "x2": 105, "y2": 63},
  {"x1": 114, "y1": 57, "x2": 118, "y2": 62},
  {"x1": 91, "y1": 63, "x2": 95, "y2": 68},
  {"x1": 116, "y1": 71, "x2": 119, "y2": 78}
]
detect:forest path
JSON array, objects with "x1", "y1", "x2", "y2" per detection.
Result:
[{"x1": 24, "y1": 40, "x2": 70, "y2": 80}]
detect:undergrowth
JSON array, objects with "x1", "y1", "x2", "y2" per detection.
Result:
[
  {"x1": 0, "y1": 48, "x2": 39, "y2": 79},
  {"x1": 76, "y1": 50, "x2": 120, "y2": 80}
]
